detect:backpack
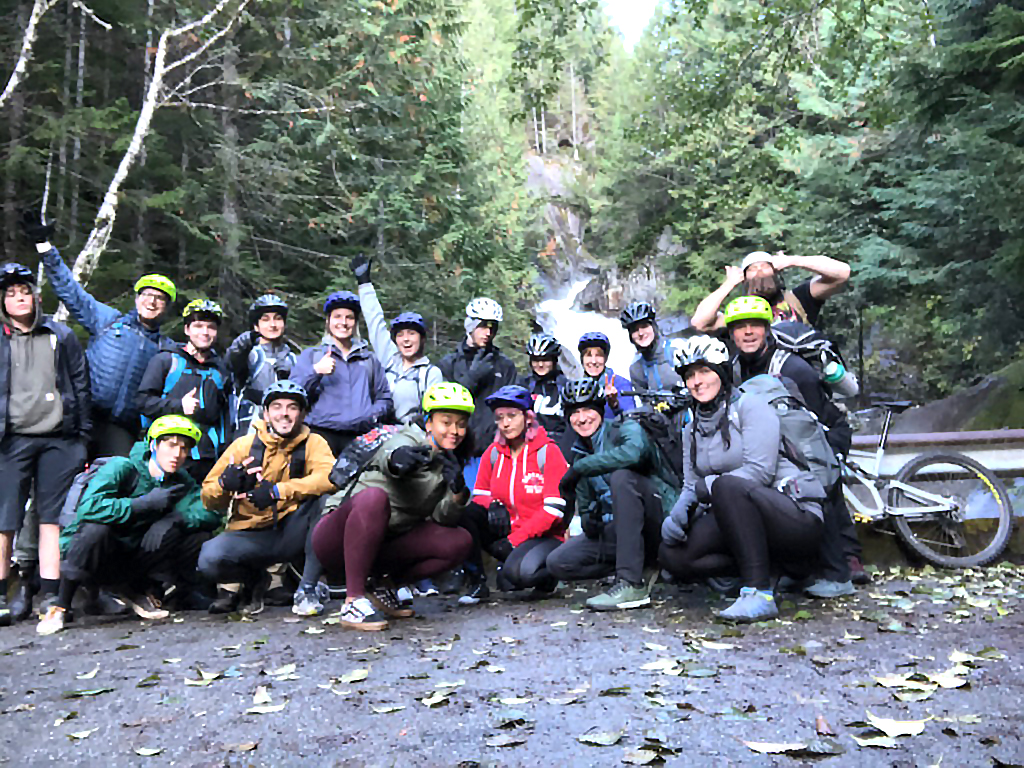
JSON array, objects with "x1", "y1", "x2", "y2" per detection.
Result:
[
  {"x1": 769, "y1": 321, "x2": 847, "y2": 384},
  {"x1": 488, "y1": 443, "x2": 549, "y2": 473},
  {"x1": 737, "y1": 374, "x2": 841, "y2": 489},
  {"x1": 618, "y1": 409, "x2": 684, "y2": 488},
  {"x1": 141, "y1": 353, "x2": 230, "y2": 457},
  {"x1": 58, "y1": 458, "x2": 139, "y2": 529},
  {"x1": 249, "y1": 433, "x2": 307, "y2": 481},
  {"x1": 328, "y1": 424, "x2": 404, "y2": 491}
]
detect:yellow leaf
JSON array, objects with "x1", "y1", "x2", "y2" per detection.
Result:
[
  {"x1": 865, "y1": 710, "x2": 930, "y2": 738},
  {"x1": 245, "y1": 702, "x2": 287, "y2": 715},
  {"x1": 76, "y1": 666, "x2": 99, "y2": 681},
  {"x1": 743, "y1": 741, "x2": 808, "y2": 754}
]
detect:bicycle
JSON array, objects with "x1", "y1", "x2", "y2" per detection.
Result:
[{"x1": 842, "y1": 400, "x2": 1014, "y2": 568}]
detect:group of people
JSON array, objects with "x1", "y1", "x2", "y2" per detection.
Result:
[{"x1": 0, "y1": 214, "x2": 868, "y2": 636}]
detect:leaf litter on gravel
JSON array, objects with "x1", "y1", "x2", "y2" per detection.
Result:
[{"x1": 577, "y1": 728, "x2": 623, "y2": 746}]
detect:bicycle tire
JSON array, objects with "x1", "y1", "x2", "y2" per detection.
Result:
[{"x1": 889, "y1": 451, "x2": 1014, "y2": 568}]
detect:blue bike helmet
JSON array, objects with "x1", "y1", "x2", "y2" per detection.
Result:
[
  {"x1": 485, "y1": 384, "x2": 534, "y2": 412},
  {"x1": 390, "y1": 311, "x2": 427, "y2": 338},
  {"x1": 323, "y1": 290, "x2": 361, "y2": 317},
  {"x1": 578, "y1": 331, "x2": 610, "y2": 355}
]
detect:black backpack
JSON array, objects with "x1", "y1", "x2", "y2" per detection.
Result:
[
  {"x1": 249, "y1": 433, "x2": 307, "y2": 481},
  {"x1": 770, "y1": 321, "x2": 847, "y2": 380},
  {"x1": 328, "y1": 425, "x2": 404, "y2": 492},
  {"x1": 58, "y1": 458, "x2": 139, "y2": 529},
  {"x1": 618, "y1": 409, "x2": 684, "y2": 488}
]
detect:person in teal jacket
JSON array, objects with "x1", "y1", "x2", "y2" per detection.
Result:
[
  {"x1": 38, "y1": 416, "x2": 222, "y2": 635},
  {"x1": 547, "y1": 378, "x2": 680, "y2": 612}
]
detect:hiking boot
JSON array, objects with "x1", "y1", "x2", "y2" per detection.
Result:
[
  {"x1": 495, "y1": 566, "x2": 516, "y2": 593},
  {"x1": 83, "y1": 588, "x2": 129, "y2": 617},
  {"x1": 117, "y1": 591, "x2": 170, "y2": 620},
  {"x1": 370, "y1": 586, "x2": 415, "y2": 618},
  {"x1": 208, "y1": 586, "x2": 242, "y2": 615},
  {"x1": 0, "y1": 597, "x2": 10, "y2": 627},
  {"x1": 340, "y1": 597, "x2": 389, "y2": 631},
  {"x1": 458, "y1": 580, "x2": 490, "y2": 606},
  {"x1": 37, "y1": 605, "x2": 67, "y2": 635},
  {"x1": 718, "y1": 587, "x2": 779, "y2": 623},
  {"x1": 9, "y1": 582, "x2": 35, "y2": 622},
  {"x1": 849, "y1": 556, "x2": 871, "y2": 585},
  {"x1": 242, "y1": 572, "x2": 271, "y2": 616},
  {"x1": 586, "y1": 579, "x2": 652, "y2": 611},
  {"x1": 805, "y1": 579, "x2": 855, "y2": 599},
  {"x1": 413, "y1": 579, "x2": 439, "y2": 597},
  {"x1": 292, "y1": 582, "x2": 330, "y2": 617}
]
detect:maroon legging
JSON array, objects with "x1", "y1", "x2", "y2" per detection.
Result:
[{"x1": 311, "y1": 487, "x2": 472, "y2": 598}]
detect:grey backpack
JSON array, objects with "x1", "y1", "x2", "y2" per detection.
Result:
[{"x1": 737, "y1": 374, "x2": 841, "y2": 490}]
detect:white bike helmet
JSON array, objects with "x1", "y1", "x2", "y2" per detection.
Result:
[
  {"x1": 466, "y1": 297, "x2": 503, "y2": 322},
  {"x1": 673, "y1": 335, "x2": 730, "y2": 371}
]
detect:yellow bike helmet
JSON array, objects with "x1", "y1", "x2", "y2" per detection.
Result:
[
  {"x1": 134, "y1": 274, "x2": 177, "y2": 303},
  {"x1": 147, "y1": 415, "x2": 202, "y2": 445},
  {"x1": 182, "y1": 298, "x2": 224, "y2": 323},
  {"x1": 422, "y1": 382, "x2": 475, "y2": 415},
  {"x1": 723, "y1": 295, "x2": 773, "y2": 326}
]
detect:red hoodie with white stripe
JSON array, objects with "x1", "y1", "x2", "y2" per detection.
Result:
[{"x1": 471, "y1": 425, "x2": 569, "y2": 546}]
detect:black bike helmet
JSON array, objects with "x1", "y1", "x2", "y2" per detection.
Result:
[
  {"x1": 0, "y1": 263, "x2": 35, "y2": 291},
  {"x1": 262, "y1": 379, "x2": 309, "y2": 410},
  {"x1": 560, "y1": 377, "x2": 607, "y2": 414},
  {"x1": 249, "y1": 294, "x2": 289, "y2": 326},
  {"x1": 619, "y1": 301, "x2": 656, "y2": 329},
  {"x1": 527, "y1": 332, "x2": 560, "y2": 359}
]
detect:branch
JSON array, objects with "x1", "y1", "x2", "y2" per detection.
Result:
[
  {"x1": 0, "y1": 0, "x2": 60, "y2": 110},
  {"x1": 72, "y1": 0, "x2": 112, "y2": 30},
  {"x1": 164, "y1": 0, "x2": 252, "y2": 76}
]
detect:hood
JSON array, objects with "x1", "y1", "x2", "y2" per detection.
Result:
[
  {"x1": 173, "y1": 343, "x2": 223, "y2": 367},
  {"x1": 491, "y1": 420, "x2": 548, "y2": 454},
  {"x1": 0, "y1": 287, "x2": 42, "y2": 333},
  {"x1": 321, "y1": 337, "x2": 371, "y2": 360},
  {"x1": 254, "y1": 416, "x2": 311, "y2": 450}
]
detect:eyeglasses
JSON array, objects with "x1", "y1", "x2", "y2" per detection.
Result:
[{"x1": 138, "y1": 290, "x2": 169, "y2": 304}]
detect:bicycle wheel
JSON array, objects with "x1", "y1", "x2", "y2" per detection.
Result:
[{"x1": 888, "y1": 451, "x2": 1014, "y2": 568}]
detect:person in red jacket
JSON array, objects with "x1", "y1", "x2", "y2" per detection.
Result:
[{"x1": 458, "y1": 385, "x2": 569, "y2": 604}]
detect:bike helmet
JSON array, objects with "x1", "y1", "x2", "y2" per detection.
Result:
[
  {"x1": 134, "y1": 274, "x2": 177, "y2": 303},
  {"x1": 723, "y1": 295, "x2": 773, "y2": 326},
  {"x1": 147, "y1": 414, "x2": 202, "y2": 445},
  {"x1": 560, "y1": 377, "x2": 607, "y2": 413},
  {"x1": 673, "y1": 335, "x2": 731, "y2": 372},
  {"x1": 262, "y1": 379, "x2": 309, "y2": 410},
  {"x1": 740, "y1": 251, "x2": 773, "y2": 274},
  {"x1": 526, "y1": 332, "x2": 560, "y2": 359},
  {"x1": 485, "y1": 385, "x2": 534, "y2": 412},
  {"x1": 182, "y1": 298, "x2": 224, "y2": 324},
  {"x1": 619, "y1": 301, "x2": 656, "y2": 329},
  {"x1": 422, "y1": 382, "x2": 476, "y2": 415},
  {"x1": 0, "y1": 263, "x2": 36, "y2": 291},
  {"x1": 249, "y1": 294, "x2": 289, "y2": 325},
  {"x1": 465, "y1": 297, "x2": 503, "y2": 323},
  {"x1": 323, "y1": 290, "x2": 361, "y2": 317},
  {"x1": 577, "y1": 331, "x2": 610, "y2": 356},
  {"x1": 390, "y1": 311, "x2": 427, "y2": 338}
]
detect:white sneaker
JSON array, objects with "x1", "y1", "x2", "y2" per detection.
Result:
[
  {"x1": 340, "y1": 597, "x2": 389, "y2": 631},
  {"x1": 37, "y1": 605, "x2": 67, "y2": 635}
]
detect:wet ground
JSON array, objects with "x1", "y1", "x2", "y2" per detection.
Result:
[{"x1": 2, "y1": 564, "x2": 1023, "y2": 767}]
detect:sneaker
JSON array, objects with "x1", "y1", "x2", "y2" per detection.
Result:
[
  {"x1": 370, "y1": 586, "x2": 415, "y2": 618},
  {"x1": 718, "y1": 587, "x2": 779, "y2": 623},
  {"x1": 804, "y1": 579, "x2": 855, "y2": 598},
  {"x1": 586, "y1": 579, "x2": 652, "y2": 611},
  {"x1": 413, "y1": 579, "x2": 439, "y2": 597},
  {"x1": 36, "y1": 605, "x2": 67, "y2": 635},
  {"x1": 457, "y1": 580, "x2": 490, "y2": 606},
  {"x1": 849, "y1": 556, "x2": 871, "y2": 585},
  {"x1": 83, "y1": 588, "x2": 130, "y2": 616},
  {"x1": 9, "y1": 577, "x2": 36, "y2": 622},
  {"x1": 292, "y1": 583, "x2": 330, "y2": 617},
  {"x1": 117, "y1": 591, "x2": 170, "y2": 620},
  {"x1": 0, "y1": 598, "x2": 10, "y2": 628},
  {"x1": 340, "y1": 597, "x2": 389, "y2": 631},
  {"x1": 242, "y1": 572, "x2": 271, "y2": 616},
  {"x1": 208, "y1": 586, "x2": 243, "y2": 615},
  {"x1": 396, "y1": 586, "x2": 414, "y2": 606},
  {"x1": 705, "y1": 575, "x2": 742, "y2": 598}
]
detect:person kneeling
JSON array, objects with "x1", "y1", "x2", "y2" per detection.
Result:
[
  {"x1": 311, "y1": 383, "x2": 475, "y2": 631},
  {"x1": 547, "y1": 378, "x2": 679, "y2": 612},
  {"x1": 37, "y1": 416, "x2": 219, "y2": 635},
  {"x1": 658, "y1": 336, "x2": 825, "y2": 622},
  {"x1": 458, "y1": 385, "x2": 569, "y2": 604},
  {"x1": 199, "y1": 381, "x2": 336, "y2": 616}
]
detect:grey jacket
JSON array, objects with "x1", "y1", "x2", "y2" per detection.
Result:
[{"x1": 358, "y1": 284, "x2": 441, "y2": 424}]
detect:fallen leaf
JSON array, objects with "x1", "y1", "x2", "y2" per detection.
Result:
[
  {"x1": 339, "y1": 668, "x2": 369, "y2": 684},
  {"x1": 598, "y1": 686, "x2": 631, "y2": 697},
  {"x1": 134, "y1": 747, "x2": 163, "y2": 756},
  {"x1": 894, "y1": 689, "x2": 936, "y2": 702},
  {"x1": 927, "y1": 667, "x2": 970, "y2": 689},
  {"x1": 246, "y1": 702, "x2": 287, "y2": 715},
  {"x1": 700, "y1": 640, "x2": 736, "y2": 650},
  {"x1": 485, "y1": 665, "x2": 505, "y2": 673},
  {"x1": 265, "y1": 663, "x2": 296, "y2": 677},
  {"x1": 743, "y1": 741, "x2": 809, "y2": 754},
  {"x1": 136, "y1": 674, "x2": 160, "y2": 688},
  {"x1": 223, "y1": 742, "x2": 258, "y2": 752},
  {"x1": 184, "y1": 677, "x2": 214, "y2": 687},
  {"x1": 866, "y1": 710, "x2": 930, "y2": 738},
  {"x1": 641, "y1": 659, "x2": 679, "y2": 672},
  {"x1": 253, "y1": 686, "x2": 272, "y2": 705},
  {"x1": 578, "y1": 729, "x2": 623, "y2": 746},
  {"x1": 68, "y1": 728, "x2": 98, "y2": 740},
  {"x1": 76, "y1": 666, "x2": 100, "y2": 681},
  {"x1": 420, "y1": 691, "x2": 450, "y2": 707},
  {"x1": 485, "y1": 733, "x2": 526, "y2": 747},
  {"x1": 622, "y1": 749, "x2": 661, "y2": 765},
  {"x1": 498, "y1": 697, "x2": 532, "y2": 705},
  {"x1": 644, "y1": 642, "x2": 668, "y2": 651},
  {"x1": 62, "y1": 688, "x2": 114, "y2": 699},
  {"x1": 371, "y1": 704, "x2": 405, "y2": 714},
  {"x1": 435, "y1": 679, "x2": 465, "y2": 689},
  {"x1": 302, "y1": 626, "x2": 325, "y2": 635},
  {"x1": 816, "y1": 715, "x2": 835, "y2": 736},
  {"x1": 546, "y1": 695, "x2": 579, "y2": 705},
  {"x1": 851, "y1": 734, "x2": 898, "y2": 749}
]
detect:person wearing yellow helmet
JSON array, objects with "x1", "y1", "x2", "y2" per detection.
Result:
[
  {"x1": 37, "y1": 415, "x2": 222, "y2": 635},
  {"x1": 310, "y1": 382, "x2": 475, "y2": 630},
  {"x1": 21, "y1": 210, "x2": 177, "y2": 459},
  {"x1": 137, "y1": 299, "x2": 230, "y2": 483}
]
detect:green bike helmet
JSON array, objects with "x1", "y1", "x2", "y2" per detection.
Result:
[
  {"x1": 147, "y1": 414, "x2": 202, "y2": 445},
  {"x1": 723, "y1": 295, "x2": 773, "y2": 326},
  {"x1": 134, "y1": 274, "x2": 177, "y2": 303}
]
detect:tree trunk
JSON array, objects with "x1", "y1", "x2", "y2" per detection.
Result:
[
  {"x1": 0, "y1": 0, "x2": 59, "y2": 110},
  {"x1": 219, "y1": 38, "x2": 243, "y2": 334},
  {"x1": 178, "y1": 143, "x2": 189, "y2": 279},
  {"x1": 68, "y1": 8, "x2": 86, "y2": 251},
  {"x1": 54, "y1": 0, "x2": 73, "y2": 228},
  {"x1": 569, "y1": 61, "x2": 579, "y2": 160},
  {"x1": 4, "y1": 2, "x2": 29, "y2": 260}
]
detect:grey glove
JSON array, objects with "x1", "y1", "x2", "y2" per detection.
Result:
[
  {"x1": 131, "y1": 485, "x2": 187, "y2": 515},
  {"x1": 661, "y1": 514, "x2": 687, "y2": 546},
  {"x1": 669, "y1": 489, "x2": 698, "y2": 531}
]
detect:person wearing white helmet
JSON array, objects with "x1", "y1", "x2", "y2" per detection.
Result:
[
  {"x1": 438, "y1": 297, "x2": 518, "y2": 489},
  {"x1": 690, "y1": 250, "x2": 851, "y2": 332}
]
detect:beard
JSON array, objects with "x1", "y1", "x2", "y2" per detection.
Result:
[{"x1": 744, "y1": 273, "x2": 784, "y2": 303}]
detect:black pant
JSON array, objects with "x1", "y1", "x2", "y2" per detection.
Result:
[
  {"x1": 459, "y1": 501, "x2": 502, "y2": 573},
  {"x1": 62, "y1": 521, "x2": 209, "y2": 588},
  {"x1": 0, "y1": 434, "x2": 86, "y2": 531},
  {"x1": 309, "y1": 426, "x2": 358, "y2": 458},
  {"x1": 707, "y1": 475, "x2": 823, "y2": 590},
  {"x1": 659, "y1": 512, "x2": 738, "y2": 582},
  {"x1": 503, "y1": 536, "x2": 561, "y2": 589},
  {"x1": 818, "y1": 487, "x2": 857, "y2": 581},
  {"x1": 198, "y1": 497, "x2": 324, "y2": 584},
  {"x1": 546, "y1": 469, "x2": 663, "y2": 584}
]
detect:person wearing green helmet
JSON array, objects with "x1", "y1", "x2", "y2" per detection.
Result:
[
  {"x1": 312, "y1": 383, "x2": 475, "y2": 630},
  {"x1": 137, "y1": 299, "x2": 231, "y2": 483},
  {"x1": 21, "y1": 211, "x2": 176, "y2": 459},
  {"x1": 37, "y1": 416, "x2": 221, "y2": 635}
]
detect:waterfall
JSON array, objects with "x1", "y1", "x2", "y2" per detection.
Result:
[{"x1": 537, "y1": 279, "x2": 635, "y2": 378}]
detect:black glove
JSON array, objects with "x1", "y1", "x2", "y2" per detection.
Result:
[
  {"x1": 558, "y1": 467, "x2": 581, "y2": 500},
  {"x1": 439, "y1": 451, "x2": 466, "y2": 495},
  {"x1": 131, "y1": 485, "x2": 187, "y2": 515},
  {"x1": 695, "y1": 477, "x2": 711, "y2": 504},
  {"x1": 247, "y1": 480, "x2": 279, "y2": 510},
  {"x1": 465, "y1": 348, "x2": 494, "y2": 388},
  {"x1": 219, "y1": 463, "x2": 254, "y2": 494},
  {"x1": 351, "y1": 253, "x2": 372, "y2": 285},
  {"x1": 140, "y1": 511, "x2": 182, "y2": 553},
  {"x1": 20, "y1": 210, "x2": 54, "y2": 244},
  {"x1": 490, "y1": 537, "x2": 513, "y2": 561},
  {"x1": 388, "y1": 445, "x2": 433, "y2": 477},
  {"x1": 487, "y1": 501, "x2": 512, "y2": 537}
]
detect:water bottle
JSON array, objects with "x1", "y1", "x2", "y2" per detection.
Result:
[{"x1": 823, "y1": 360, "x2": 859, "y2": 398}]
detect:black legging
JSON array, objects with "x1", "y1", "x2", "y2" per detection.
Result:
[
  {"x1": 502, "y1": 536, "x2": 561, "y2": 590},
  {"x1": 659, "y1": 475, "x2": 822, "y2": 589}
]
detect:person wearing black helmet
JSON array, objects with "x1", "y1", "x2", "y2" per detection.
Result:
[
  {"x1": 577, "y1": 332, "x2": 637, "y2": 418},
  {"x1": 0, "y1": 264, "x2": 90, "y2": 626},
  {"x1": 290, "y1": 290, "x2": 393, "y2": 456},
  {"x1": 200, "y1": 380, "x2": 337, "y2": 617},
  {"x1": 620, "y1": 301, "x2": 681, "y2": 394},
  {"x1": 546, "y1": 378, "x2": 679, "y2": 612},
  {"x1": 137, "y1": 299, "x2": 231, "y2": 484},
  {"x1": 226, "y1": 294, "x2": 297, "y2": 439},
  {"x1": 351, "y1": 254, "x2": 442, "y2": 425},
  {"x1": 519, "y1": 332, "x2": 568, "y2": 443}
]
